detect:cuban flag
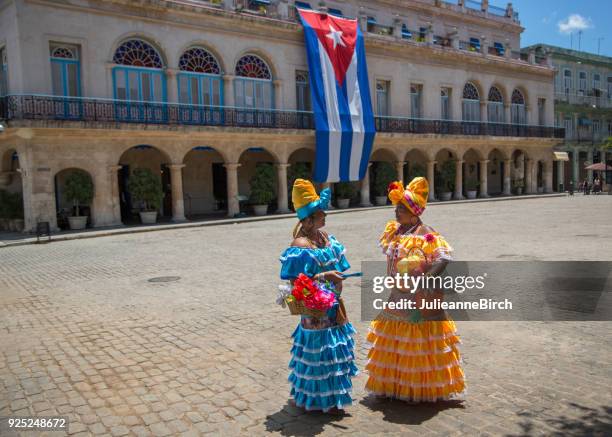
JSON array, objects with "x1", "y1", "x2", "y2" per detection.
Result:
[{"x1": 298, "y1": 9, "x2": 376, "y2": 183}]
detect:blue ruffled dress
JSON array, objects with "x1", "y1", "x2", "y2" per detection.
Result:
[{"x1": 279, "y1": 235, "x2": 358, "y2": 412}]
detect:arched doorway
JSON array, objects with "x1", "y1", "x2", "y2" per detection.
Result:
[
  {"x1": 288, "y1": 148, "x2": 315, "y2": 210},
  {"x1": 238, "y1": 148, "x2": 277, "y2": 215},
  {"x1": 182, "y1": 147, "x2": 226, "y2": 219},
  {"x1": 434, "y1": 148, "x2": 458, "y2": 200},
  {"x1": 511, "y1": 149, "x2": 528, "y2": 194},
  {"x1": 462, "y1": 148, "x2": 482, "y2": 197},
  {"x1": 0, "y1": 149, "x2": 25, "y2": 232},
  {"x1": 487, "y1": 149, "x2": 505, "y2": 195},
  {"x1": 404, "y1": 149, "x2": 428, "y2": 182},
  {"x1": 117, "y1": 145, "x2": 172, "y2": 224},
  {"x1": 54, "y1": 168, "x2": 94, "y2": 230},
  {"x1": 537, "y1": 160, "x2": 544, "y2": 193},
  {"x1": 369, "y1": 149, "x2": 397, "y2": 204}
]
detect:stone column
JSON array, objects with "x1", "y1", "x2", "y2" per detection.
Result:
[
  {"x1": 454, "y1": 160, "x2": 464, "y2": 200},
  {"x1": 505, "y1": 43, "x2": 513, "y2": 59},
  {"x1": 92, "y1": 165, "x2": 123, "y2": 228},
  {"x1": 427, "y1": 160, "x2": 436, "y2": 201},
  {"x1": 169, "y1": 164, "x2": 186, "y2": 222},
  {"x1": 224, "y1": 163, "x2": 241, "y2": 218},
  {"x1": 528, "y1": 49, "x2": 536, "y2": 65},
  {"x1": 587, "y1": 149, "x2": 594, "y2": 182},
  {"x1": 557, "y1": 160, "x2": 565, "y2": 192},
  {"x1": 395, "y1": 161, "x2": 406, "y2": 181},
  {"x1": 504, "y1": 103, "x2": 511, "y2": 124},
  {"x1": 503, "y1": 159, "x2": 512, "y2": 195},
  {"x1": 322, "y1": 182, "x2": 334, "y2": 209},
  {"x1": 166, "y1": 69, "x2": 178, "y2": 103},
  {"x1": 276, "y1": 163, "x2": 290, "y2": 213},
  {"x1": 360, "y1": 162, "x2": 373, "y2": 207},
  {"x1": 525, "y1": 158, "x2": 534, "y2": 194},
  {"x1": 223, "y1": 75, "x2": 235, "y2": 107},
  {"x1": 480, "y1": 101, "x2": 487, "y2": 122},
  {"x1": 572, "y1": 148, "x2": 579, "y2": 185},
  {"x1": 22, "y1": 164, "x2": 59, "y2": 233},
  {"x1": 544, "y1": 161, "x2": 553, "y2": 193},
  {"x1": 392, "y1": 15, "x2": 402, "y2": 39},
  {"x1": 479, "y1": 160, "x2": 489, "y2": 197}
]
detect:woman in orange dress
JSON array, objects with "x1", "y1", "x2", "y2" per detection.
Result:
[{"x1": 365, "y1": 177, "x2": 466, "y2": 402}]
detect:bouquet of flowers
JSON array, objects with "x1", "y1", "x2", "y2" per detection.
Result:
[{"x1": 277, "y1": 273, "x2": 338, "y2": 318}]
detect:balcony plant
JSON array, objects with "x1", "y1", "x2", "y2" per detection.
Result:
[
  {"x1": 334, "y1": 182, "x2": 355, "y2": 209},
  {"x1": 465, "y1": 178, "x2": 479, "y2": 199},
  {"x1": 63, "y1": 170, "x2": 94, "y2": 230},
  {"x1": 373, "y1": 162, "x2": 396, "y2": 205},
  {"x1": 512, "y1": 178, "x2": 525, "y2": 195},
  {"x1": 436, "y1": 160, "x2": 456, "y2": 201},
  {"x1": 249, "y1": 163, "x2": 275, "y2": 216},
  {"x1": 128, "y1": 168, "x2": 164, "y2": 224}
]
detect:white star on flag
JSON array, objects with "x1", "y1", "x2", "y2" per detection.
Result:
[{"x1": 325, "y1": 24, "x2": 346, "y2": 49}]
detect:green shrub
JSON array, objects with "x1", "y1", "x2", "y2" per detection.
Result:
[
  {"x1": 127, "y1": 168, "x2": 164, "y2": 211},
  {"x1": 335, "y1": 181, "x2": 356, "y2": 199},
  {"x1": 249, "y1": 163, "x2": 275, "y2": 205},
  {"x1": 0, "y1": 189, "x2": 23, "y2": 219},
  {"x1": 409, "y1": 163, "x2": 426, "y2": 179},
  {"x1": 437, "y1": 160, "x2": 456, "y2": 193},
  {"x1": 373, "y1": 162, "x2": 396, "y2": 196},
  {"x1": 63, "y1": 170, "x2": 94, "y2": 217}
]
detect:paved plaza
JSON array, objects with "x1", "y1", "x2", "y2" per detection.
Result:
[{"x1": 1, "y1": 195, "x2": 611, "y2": 436}]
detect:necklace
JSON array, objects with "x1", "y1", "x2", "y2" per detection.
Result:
[
  {"x1": 303, "y1": 229, "x2": 325, "y2": 248},
  {"x1": 398, "y1": 220, "x2": 421, "y2": 236}
]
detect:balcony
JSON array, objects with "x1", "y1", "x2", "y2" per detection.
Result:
[
  {"x1": 0, "y1": 95, "x2": 564, "y2": 139},
  {"x1": 555, "y1": 92, "x2": 612, "y2": 109}
]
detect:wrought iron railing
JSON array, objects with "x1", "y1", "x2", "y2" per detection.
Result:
[{"x1": 1, "y1": 95, "x2": 565, "y2": 138}]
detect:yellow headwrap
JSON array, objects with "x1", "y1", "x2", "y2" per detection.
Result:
[
  {"x1": 292, "y1": 179, "x2": 331, "y2": 219},
  {"x1": 387, "y1": 177, "x2": 429, "y2": 216}
]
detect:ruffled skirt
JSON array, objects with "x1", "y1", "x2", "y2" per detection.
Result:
[
  {"x1": 289, "y1": 322, "x2": 358, "y2": 411},
  {"x1": 365, "y1": 314, "x2": 466, "y2": 402}
]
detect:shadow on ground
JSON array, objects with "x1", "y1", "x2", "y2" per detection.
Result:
[
  {"x1": 360, "y1": 395, "x2": 465, "y2": 425},
  {"x1": 265, "y1": 401, "x2": 353, "y2": 436},
  {"x1": 513, "y1": 402, "x2": 612, "y2": 436}
]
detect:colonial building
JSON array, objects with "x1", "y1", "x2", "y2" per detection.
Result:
[
  {"x1": 0, "y1": 0, "x2": 563, "y2": 232},
  {"x1": 523, "y1": 43, "x2": 612, "y2": 190}
]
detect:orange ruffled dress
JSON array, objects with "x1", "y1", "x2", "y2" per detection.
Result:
[{"x1": 365, "y1": 220, "x2": 466, "y2": 402}]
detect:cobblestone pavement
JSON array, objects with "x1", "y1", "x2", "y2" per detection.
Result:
[{"x1": 1, "y1": 195, "x2": 611, "y2": 436}]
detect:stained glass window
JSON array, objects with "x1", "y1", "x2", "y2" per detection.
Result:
[
  {"x1": 463, "y1": 82, "x2": 480, "y2": 100},
  {"x1": 488, "y1": 87, "x2": 503, "y2": 102},
  {"x1": 511, "y1": 89, "x2": 525, "y2": 104},
  {"x1": 113, "y1": 40, "x2": 163, "y2": 68},
  {"x1": 235, "y1": 55, "x2": 271, "y2": 79},
  {"x1": 179, "y1": 47, "x2": 220, "y2": 74}
]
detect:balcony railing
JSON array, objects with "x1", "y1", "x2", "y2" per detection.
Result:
[
  {"x1": 555, "y1": 92, "x2": 612, "y2": 109},
  {"x1": 0, "y1": 95, "x2": 564, "y2": 139}
]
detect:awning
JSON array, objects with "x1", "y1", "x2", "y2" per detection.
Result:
[{"x1": 553, "y1": 151, "x2": 570, "y2": 161}]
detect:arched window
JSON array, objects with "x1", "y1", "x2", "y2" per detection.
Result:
[
  {"x1": 50, "y1": 44, "x2": 81, "y2": 97},
  {"x1": 0, "y1": 46, "x2": 6, "y2": 96},
  {"x1": 177, "y1": 47, "x2": 223, "y2": 107},
  {"x1": 462, "y1": 82, "x2": 480, "y2": 121},
  {"x1": 487, "y1": 86, "x2": 504, "y2": 123},
  {"x1": 234, "y1": 55, "x2": 273, "y2": 109},
  {"x1": 112, "y1": 39, "x2": 166, "y2": 106},
  {"x1": 296, "y1": 70, "x2": 311, "y2": 112},
  {"x1": 511, "y1": 89, "x2": 526, "y2": 124}
]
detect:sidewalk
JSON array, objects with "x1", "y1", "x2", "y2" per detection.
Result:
[{"x1": 0, "y1": 193, "x2": 566, "y2": 248}]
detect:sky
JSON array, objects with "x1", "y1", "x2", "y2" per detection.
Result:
[{"x1": 509, "y1": 0, "x2": 611, "y2": 57}]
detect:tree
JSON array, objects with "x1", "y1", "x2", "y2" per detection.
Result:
[
  {"x1": 127, "y1": 168, "x2": 164, "y2": 211},
  {"x1": 63, "y1": 170, "x2": 94, "y2": 217}
]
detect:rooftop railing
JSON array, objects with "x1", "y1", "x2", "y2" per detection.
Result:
[{"x1": 0, "y1": 94, "x2": 564, "y2": 139}]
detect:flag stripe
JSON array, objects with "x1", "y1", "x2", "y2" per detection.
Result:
[{"x1": 345, "y1": 49, "x2": 365, "y2": 181}]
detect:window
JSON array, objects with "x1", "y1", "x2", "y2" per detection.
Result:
[
  {"x1": 469, "y1": 37, "x2": 481, "y2": 52},
  {"x1": 440, "y1": 88, "x2": 450, "y2": 120},
  {"x1": 294, "y1": 1, "x2": 311, "y2": 9},
  {"x1": 296, "y1": 70, "x2": 310, "y2": 111},
  {"x1": 578, "y1": 71, "x2": 587, "y2": 95},
  {"x1": 410, "y1": 84, "x2": 422, "y2": 118},
  {"x1": 511, "y1": 89, "x2": 526, "y2": 124},
  {"x1": 367, "y1": 16, "x2": 376, "y2": 33},
  {"x1": 608, "y1": 120, "x2": 612, "y2": 135},
  {"x1": 50, "y1": 44, "x2": 81, "y2": 97},
  {"x1": 563, "y1": 69, "x2": 572, "y2": 93},
  {"x1": 564, "y1": 118, "x2": 573, "y2": 138},
  {"x1": 493, "y1": 42, "x2": 505, "y2": 56},
  {"x1": 376, "y1": 80, "x2": 389, "y2": 116},
  {"x1": 328, "y1": 8, "x2": 343, "y2": 18},
  {"x1": 177, "y1": 47, "x2": 222, "y2": 107},
  {"x1": 419, "y1": 27, "x2": 427, "y2": 42},
  {"x1": 487, "y1": 86, "x2": 504, "y2": 123},
  {"x1": 462, "y1": 82, "x2": 480, "y2": 121},
  {"x1": 234, "y1": 54, "x2": 273, "y2": 109},
  {"x1": 593, "y1": 119, "x2": 601, "y2": 136},
  {"x1": 401, "y1": 24, "x2": 412, "y2": 40},
  {"x1": 0, "y1": 46, "x2": 7, "y2": 96},
  {"x1": 608, "y1": 76, "x2": 612, "y2": 98},
  {"x1": 112, "y1": 39, "x2": 166, "y2": 102},
  {"x1": 538, "y1": 98, "x2": 546, "y2": 126},
  {"x1": 593, "y1": 73, "x2": 601, "y2": 93}
]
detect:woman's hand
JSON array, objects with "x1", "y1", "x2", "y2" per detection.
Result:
[{"x1": 316, "y1": 271, "x2": 345, "y2": 283}]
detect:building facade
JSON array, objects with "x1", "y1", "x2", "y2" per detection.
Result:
[
  {"x1": 523, "y1": 43, "x2": 612, "y2": 190},
  {"x1": 0, "y1": 0, "x2": 563, "y2": 232}
]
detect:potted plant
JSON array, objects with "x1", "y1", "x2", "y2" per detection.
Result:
[
  {"x1": 335, "y1": 182, "x2": 355, "y2": 209},
  {"x1": 63, "y1": 170, "x2": 94, "y2": 230},
  {"x1": 373, "y1": 162, "x2": 396, "y2": 206},
  {"x1": 437, "y1": 160, "x2": 456, "y2": 201},
  {"x1": 249, "y1": 163, "x2": 275, "y2": 216},
  {"x1": 513, "y1": 178, "x2": 525, "y2": 195},
  {"x1": 288, "y1": 162, "x2": 311, "y2": 210},
  {"x1": 409, "y1": 163, "x2": 426, "y2": 179},
  {"x1": 127, "y1": 168, "x2": 164, "y2": 224},
  {"x1": 465, "y1": 178, "x2": 479, "y2": 199}
]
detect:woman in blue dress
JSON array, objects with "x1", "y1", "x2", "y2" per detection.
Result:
[{"x1": 279, "y1": 179, "x2": 358, "y2": 413}]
